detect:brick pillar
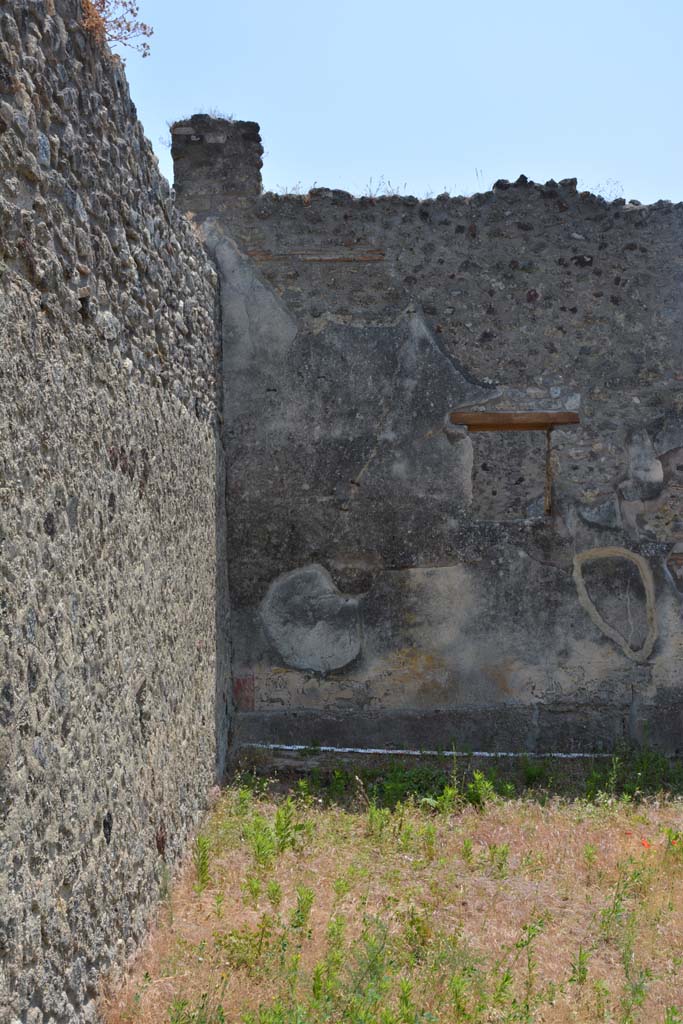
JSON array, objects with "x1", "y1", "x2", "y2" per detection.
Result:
[{"x1": 171, "y1": 116, "x2": 263, "y2": 210}]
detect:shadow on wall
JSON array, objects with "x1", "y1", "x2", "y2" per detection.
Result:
[{"x1": 215, "y1": 406, "x2": 232, "y2": 780}]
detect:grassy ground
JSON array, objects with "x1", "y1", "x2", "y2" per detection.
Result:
[{"x1": 100, "y1": 752, "x2": 683, "y2": 1024}]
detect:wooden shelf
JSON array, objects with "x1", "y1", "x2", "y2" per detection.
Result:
[{"x1": 449, "y1": 410, "x2": 580, "y2": 433}]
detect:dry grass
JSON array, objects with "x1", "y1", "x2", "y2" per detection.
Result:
[{"x1": 100, "y1": 765, "x2": 683, "y2": 1024}]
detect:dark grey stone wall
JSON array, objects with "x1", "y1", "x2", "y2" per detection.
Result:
[
  {"x1": 0, "y1": 4, "x2": 226, "y2": 1021},
  {"x1": 174, "y1": 117, "x2": 683, "y2": 756}
]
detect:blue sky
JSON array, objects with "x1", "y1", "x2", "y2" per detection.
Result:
[{"x1": 122, "y1": 0, "x2": 682, "y2": 202}]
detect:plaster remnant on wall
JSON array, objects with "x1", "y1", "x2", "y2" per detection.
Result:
[
  {"x1": 618, "y1": 429, "x2": 665, "y2": 535},
  {"x1": 260, "y1": 565, "x2": 362, "y2": 673},
  {"x1": 208, "y1": 231, "x2": 298, "y2": 379},
  {"x1": 573, "y1": 547, "x2": 658, "y2": 663},
  {"x1": 664, "y1": 539, "x2": 683, "y2": 600}
]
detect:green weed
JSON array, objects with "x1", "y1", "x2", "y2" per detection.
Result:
[
  {"x1": 487, "y1": 842, "x2": 509, "y2": 879},
  {"x1": 244, "y1": 815, "x2": 277, "y2": 868},
  {"x1": 366, "y1": 803, "x2": 392, "y2": 840},
  {"x1": 193, "y1": 834, "x2": 211, "y2": 894},
  {"x1": 569, "y1": 944, "x2": 590, "y2": 985},
  {"x1": 274, "y1": 798, "x2": 307, "y2": 853},
  {"x1": 599, "y1": 864, "x2": 644, "y2": 939},
  {"x1": 168, "y1": 992, "x2": 226, "y2": 1024},
  {"x1": 585, "y1": 746, "x2": 683, "y2": 801},
  {"x1": 420, "y1": 783, "x2": 459, "y2": 814},
  {"x1": 267, "y1": 879, "x2": 283, "y2": 909},
  {"x1": 593, "y1": 978, "x2": 611, "y2": 1020},
  {"x1": 402, "y1": 906, "x2": 433, "y2": 962},
  {"x1": 243, "y1": 874, "x2": 261, "y2": 907},
  {"x1": 521, "y1": 756, "x2": 550, "y2": 789},
  {"x1": 213, "y1": 913, "x2": 274, "y2": 971},
  {"x1": 290, "y1": 886, "x2": 315, "y2": 933},
  {"x1": 465, "y1": 771, "x2": 496, "y2": 809},
  {"x1": 509, "y1": 917, "x2": 546, "y2": 1024},
  {"x1": 159, "y1": 862, "x2": 171, "y2": 902},
  {"x1": 419, "y1": 821, "x2": 437, "y2": 862},
  {"x1": 332, "y1": 875, "x2": 351, "y2": 900}
]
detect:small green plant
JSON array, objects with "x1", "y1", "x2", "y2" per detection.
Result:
[
  {"x1": 439, "y1": 783, "x2": 459, "y2": 813},
  {"x1": 295, "y1": 778, "x2": 313, "y2": 804},
  {"x1": 664, "y1": 826, "x2": 683, "y2": 858},
  {"x1": 366, "y1": 803, "x2": 392, "y2": 840},
  {"x1": 328, "y1": 769, "x2": 352, "y2": 803},
  {"x1": 519, "y1": 849, "x2": 545, "y2": 875},
  {"x1": 510, "y1": 917, "x2": 546, "y2": 1024},
  {"x1": 244, "y1": 815, "x2": 277, "y2": 868},
  {"x1": 290, "y1": 886, "x2": 315, "y2": 933},
  {"x1": 461, "y1": 837, "x2": 474, "y2": 865},
  {"x1": 619, "y1": 913, "x2": 652, "y2": 1022},
  {"x1": 593, "y1": 978, "x2": 611, "y2": 1020},
  {"x1": 333, "y1": 875, "x2": 351, "y2": 900},
  {"x1": 213, "y1": 914, "x2": 274, "y2": 971},
  {"x1": 599, "y1": 864, "x2": 644, "y2": 939},
  {"x1": 521, "y1": 756, "x2": 550, "y2": 789},
  {"x1": 493, "y1": 967, "x2": 513, "y2": 1006},
  {"x1": 159, "y1": 862, "x2": 171, "y2": 902},
  {"x1": 129, "y1": 971, "x2": 152, "y2": 1015},
  {"x1": 193, "y1": 834, "x2": 211, "y2": 894},
  {"x1": 398, "y1": 816, "x2": 415, "y2": 852},
  {"x1": 274, "y1": 798, "x2": 306, "y2": 853},
  {"x1": 397, "y1": 977, "x2": 420, "y2": 1023},
  {"x1": 242, "y1": 874, "x2": 261, "y2": 907},
  {"x1": 465, "y1": 771, "x2": 496, "y2": 809},
  {"x1": 620, "y1": 964, "x2": 652, "y2": 1022},
  {"x1": 402, "y1": 905, "x2": 432, "y2": 961},
  {"x1": 664, "y1": 1008, "x2": 683, "y2": 1024},
  {"x1": 168, "y1": 992, "x2": 226, "y2": 1024},
  {"x1": 420, "y1": 783, "x2": 459, "y2": 814},
  {"x1": 569, "y1": 944, "x2": 590, "y2": 984},
  {"x1": 213, "y1": 891, "x2": 225, "y2": 920},
  {"x1": 266, "y1": 879, "x2": 282, "y2": 909},
  {"x1": 488, "y1": 842, "x2": 509, "y2": 879},
  {"x1": 236, "y1": 788, "x2": 254, "y2": 816},
  {"x1": 419, "y1": 821, "x2": 437, "y2": 861},
  {"x1": 449, "y1": 971, "x2": 471, "y2": 1019}
]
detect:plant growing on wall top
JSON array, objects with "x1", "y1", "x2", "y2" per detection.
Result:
[{"x1": 82, "y1": 0, "x2": 153, "y2": 58}]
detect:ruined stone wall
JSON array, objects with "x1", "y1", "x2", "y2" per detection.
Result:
[
  {"x1": 0, "y1": 6, "x2": 226, "y2": 1021},
  {"x1": 174, "y1": 117, "x2": 683, "y2": 756}
]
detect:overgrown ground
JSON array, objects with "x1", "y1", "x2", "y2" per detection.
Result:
[{"x1": 101, "y1": 753, "x2": 683, "y2": 1024}]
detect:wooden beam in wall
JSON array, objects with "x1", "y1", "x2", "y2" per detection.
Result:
[
  {"x1": 449, "y1": 411, "x2": 580, "y2": 432},
  {"x1": 246, "y1": 249, "x2": 385, "y2": 263}
]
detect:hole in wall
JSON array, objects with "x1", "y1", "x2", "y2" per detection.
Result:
[{"x1": 471, "y1": 431, "x2": 547, "y2": 518}]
